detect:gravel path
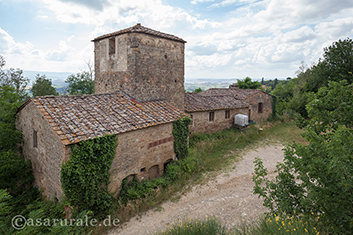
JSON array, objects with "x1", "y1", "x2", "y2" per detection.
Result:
[{"x1": 108, "y1": 144, "x2": 285, "y2": 235}]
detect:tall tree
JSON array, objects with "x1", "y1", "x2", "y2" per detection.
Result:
[
  {"x1": 65, "y1": 71, "x2": 94, "y2": 95},
  {"x1": 0, "y1": 55, "x2": 29, "y2": 101},
  {"x1": 306, "y1": 38, "x2": 353, "y2": 92},
  {"x1": 31, "y1": 74, "x2": 58, "y2": 97}
]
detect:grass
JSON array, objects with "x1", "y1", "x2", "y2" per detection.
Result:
[
  {"x1": 188, "y1": 121, "x2": 306, "y2": 175},
  {"x1": 91, "y1": 121, "x2": 306, "y2": 235},
  {"x1": 155, "y1": 214, "x2": 319, "y2": 235},
  {"x1": 155, "y1": 217, "x2": 227, "y2": 235}
]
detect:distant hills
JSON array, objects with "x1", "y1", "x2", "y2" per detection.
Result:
[
  {"x1": 22, "y1": 71, "x2": 274, "y2": 93},
  {"x1": 23, "y1": 71, "x2": 73, "y2": 87}
]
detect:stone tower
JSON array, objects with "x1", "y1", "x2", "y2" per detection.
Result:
[{"x1": 92, "y1": 23, "x2": 186, "y2": 110}]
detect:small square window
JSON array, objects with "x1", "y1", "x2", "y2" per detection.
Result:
[
  {"x1": 209, "y1": 112, "x2": 214, "y2": 122},
  {"x1": 33, "y1": 129, "x2": 38, "y2": 148},
  {"x1": 225, "y1": 110, "x2": 230, "y2": 119}
]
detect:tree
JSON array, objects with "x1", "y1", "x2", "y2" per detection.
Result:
[
  {"x1": 31, "y1": 74, "x2": 58, "y2": 97},
  {"x1": 0, "y1": 86, "x2": 22, "y2": 151},
  {"x1": 0, "y1": 55, "x2": 29, "y2": 101},
  {"x1": 193, "y1": 87, "x2": 203, "y2": 93},
  {"x1": 65, "y1": 71, "x2": 94, "y2": 95},
  {"x1": 305, "y1": 38, "x2": 353, "y2": 92},
  {"x1": 237, "y1": 77, "x2": 262, "y2": 89},
  {"x1": 305, "y1": 80, "x2": 353, "y2": 134}
]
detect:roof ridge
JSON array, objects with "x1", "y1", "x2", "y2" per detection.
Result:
[{"x1": 92, "y1": 23, "x2": 186, "y2": 43}]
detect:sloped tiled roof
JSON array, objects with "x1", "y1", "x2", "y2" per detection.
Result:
[
  {"x1": 184, "y1": 92, "x2": 249, "y2": 112},
  {"x1": 19, "y1": 91, "x2": 185, "y2": 146},
  {"x1": 92, "y1": 23, "x2": 186, "y2": 43},
  {"x1": 200, "y1": 88, "x2": 265, "y2": 100}
]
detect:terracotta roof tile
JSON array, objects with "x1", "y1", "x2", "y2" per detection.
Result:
[
  {"x1": 92, "y1": 23, "x2": 186, "y2": 43},
  {"x1": 23, "y1": 91, "x2": 185, "y2": 146},
  {"x1": 184, "y1": 92, "x2": 249, "y2": 112},
  {"x1": 200, "y1": 88, "x2": 264, "y2": 100}
]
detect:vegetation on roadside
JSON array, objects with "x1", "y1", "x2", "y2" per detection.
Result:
[
  {"x1": 234, "y1": 214, "x2": 319, "y2": 235},
  {"x1": 155, "y1": 217, "x2": 227, "y2": 235},
  {"x1": 251, "y1": 38, "x2": 353, "y2": 235}
]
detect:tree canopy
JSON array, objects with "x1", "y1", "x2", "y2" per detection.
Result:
[
  {"x1": 31, "y1": 74, "x2": 59, "y2": 97},
  {"x1": 271, "y1": 38, "x2": 353, "y2": 118},
  {"x1": 65, "y1": 71, "x2": 94, "y2": 95},
  {"x1": 237, "y1": 77, "x2": 262, "y2": 89},
  {"x1": 0, "y1": 57, "x2": 29, "y2": 101}
]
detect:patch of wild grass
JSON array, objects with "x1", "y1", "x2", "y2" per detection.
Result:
[
  {"x1": 234, "y1": 214, "x2": 319, "y2": 235},
  {"x1": 189, "y1": 121, "x2": 306, "y2": 173},
  {"x1": 155, "y1": 217, "x2": 227, "y2": 235}
]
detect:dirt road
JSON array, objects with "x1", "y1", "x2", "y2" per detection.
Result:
[{"x1": 108, "y1": 144, "x2": 285, "y2": 235}]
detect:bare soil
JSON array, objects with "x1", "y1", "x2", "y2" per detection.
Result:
[{"x1": 108, "y1": 144, "x2": 285, "y2": 235}]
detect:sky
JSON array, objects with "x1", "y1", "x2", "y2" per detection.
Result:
[{"x1": 1, "y1": 0, "x2": 353, "y2": 81}]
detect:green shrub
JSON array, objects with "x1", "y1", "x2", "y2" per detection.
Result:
[
  {"x1": 156, "y1": 217, "x2": 227, "y2": 235},
  {"x1": 253, "y1": 126, "x2": 353, "y2": 234},
  {"x1": 118, "y1": 156, "x2": 199, "y2": 206}
]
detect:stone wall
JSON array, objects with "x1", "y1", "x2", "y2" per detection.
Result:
[
  {"x1": 108, "y1": 123, "x2": 175, "y2": 194},
  {"x1": 16, "y1": 101, "x2": 68, "y2": 200},
  {"x1": 94, "y1": 33, "x2": 185, "y2": 110},
  {"x1": 244, "y1": 91, "x2": 272, "y2": 122},
  {"x1": 188, "y1": 107, "x2": 248, "y2": 134}
]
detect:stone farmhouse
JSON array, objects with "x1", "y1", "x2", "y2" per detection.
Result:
[
  {"x1": 16, "y1": 24, "x2": 273, "y2": 200},
  {"x1": 185, "y1": 86, "x2": 273, "y2": 134},
  {"x1": 16, "y1": 24, "x2": 186, "y2": 200}
]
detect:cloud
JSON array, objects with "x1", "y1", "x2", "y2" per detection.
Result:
[
  {"x1": 316, "y1": 17, "x2": 353, "y2": 40},
  {"x1": 56, "y1": 0, "x2": 111, "y2": 11},
  {"x1": 211, "y1": 0, "x2": 259, "y2": 8},
  {"x1": 191, "y1": 0, "x2": 215, "y2": 4},
  {"x1": 46, "y1": 40, "x2": 75, "y2": 61},
  {"x1": 0, "y1": 28, "x2": 33, "y2": 55},
  {"x1": 190, "y1": 44, "x2": 218, "y2": 56},
  {"x1": 4, "y1": 0, "x2": 353, "y2": 80},
  {"x1": 256, "y1": 0, "x2": 353, "y2": 25},
  {"x1": 282, "y1": 26, "x2": 316, "y2": 43}
]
